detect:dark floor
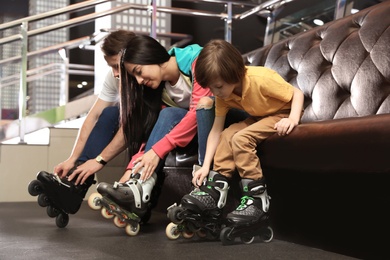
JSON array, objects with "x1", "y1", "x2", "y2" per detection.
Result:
[{"x1": 0, "y1": 202, "x2": 359, "y2": 260}]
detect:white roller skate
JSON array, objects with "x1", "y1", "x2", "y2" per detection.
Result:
[{"x1": 88, "y1": 166, "x2": 157, "y2": 236}]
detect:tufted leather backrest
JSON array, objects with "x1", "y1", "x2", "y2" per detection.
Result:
[{"x1": 243, "y1": 1, "x2": 390, "y2": 123}]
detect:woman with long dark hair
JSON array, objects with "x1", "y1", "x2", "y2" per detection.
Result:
[{"x1": 95, "y1": 35, "x2": 215, "y2": 231}]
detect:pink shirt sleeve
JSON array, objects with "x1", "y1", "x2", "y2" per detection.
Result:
[{"x1": 151, "y1": 61, "x2": 213, "y2": 159}]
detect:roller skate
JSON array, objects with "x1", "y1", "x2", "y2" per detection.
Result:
[
  {"x1": 88, "y1": 168, "x2": 157, "y2": 236},
  {"x1": 27, "y1": 165, "x2": 96, "y2": 228},
  {"x1": 220, "y1": 178, "x2": 274, "y2": 245},
  {"x1": 166, "y1": 166, "x2": 229, "y2": 241}
]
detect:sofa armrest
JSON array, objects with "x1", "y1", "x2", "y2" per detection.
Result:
[{"x1": 259, "y1": 113, "x2": 390, "y2": 174}]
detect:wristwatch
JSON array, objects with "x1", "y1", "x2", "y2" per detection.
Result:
[{"x1": 95, "y1": 155, "x2": 107, "y2": 166}]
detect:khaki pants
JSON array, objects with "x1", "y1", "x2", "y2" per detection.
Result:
[{"x1": 214, "y1": 111, "x2": 290, "y2": 180}]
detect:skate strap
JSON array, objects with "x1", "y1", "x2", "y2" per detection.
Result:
[
  {"x1": 128, "y1": 182, "x2": 142, "y2": 209},
  {"x1": 54, "y1": 174, "x2": 71, "y2": 188},
  {"x1": 199, "y1": 181, "x2": 223, "y2": 200},
  {"x1": 204, "y1": 180, "x2": 224, "y2": 189}
]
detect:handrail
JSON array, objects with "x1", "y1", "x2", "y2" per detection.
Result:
[
  {"x1": 0, "y1": 63, "x2": 94, "y2": 89},
  {"x1": 0, "y1": 36, "x2": 92, "y2": 66},
  {"x1": 0, "y1": 0, "x2": 291, "y2": 46},
  {"x1": 0, "y1": 30, "x2": 193, "y2": 67},
  {"x1": 236, "y1": 0, "x2": 295, "y2": 20},
  {"x1": 0, "y1": 0, "x2": 113, "y2": 31},
  {"x1": 0, "y1": 3, "x2": 224, "y2": 46}
]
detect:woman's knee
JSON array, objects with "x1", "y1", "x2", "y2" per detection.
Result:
[
  {"x1": 196, "y1": 96, "x2": 214, "y2": 110},
  {"x1": 159, "y1": 107, "x2": 186, "y2": 121}
]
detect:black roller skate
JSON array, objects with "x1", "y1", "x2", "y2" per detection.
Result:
[
  {"x1": 220, "y1": 178, "x2": 274, "y2": 245},
  {"x1": 88, "y1": 170, "x2": 157, "y2": 236},
  {"x1": 27, "y1": 165, "x2": 96, "y2": 228},
  {"x1": 166, "y1": 165, "x2": 229, "y2": 241}
]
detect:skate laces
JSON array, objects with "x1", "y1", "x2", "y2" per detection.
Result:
[{"x1": 236, "y1": 196, "x2": 254, "y2": 211}]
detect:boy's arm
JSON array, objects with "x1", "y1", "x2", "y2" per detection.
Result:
[
  {"x1": 274, "y1": 87, "x2": 304, "y2": 136},
  {"x1": 289, "y1": 87, "x2": 305, "y2": 125},
  {"x1": 193, "y1": 115, "x2": 225, "y2": 187}
]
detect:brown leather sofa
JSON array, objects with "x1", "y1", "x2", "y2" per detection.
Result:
[{"x1": 159, "y1": 1, "x2": 390, "y2": 258}]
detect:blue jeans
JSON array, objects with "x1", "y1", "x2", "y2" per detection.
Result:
[
  {"x1": 145, "y1": 105, "x2": 215, "y2": 172},
  {"x1": 196, "y1": 105, "x2": 215, "y2": 164},
  {"x1": 78, "y1": 106, "x2": 120, "y2": 162}
]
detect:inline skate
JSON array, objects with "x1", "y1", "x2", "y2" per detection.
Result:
[
  {"x1": 220, "y1": 178, "x2": 274, "y2": 245},
  {"x1": 27, "y1": 165, "x2": 95, "y2": 228},
  {"x1": 88, "y1": 168, "x2": 157, "y2": 236},
  {"x1": 166, "y1": 166, "x2": 229, "y2": 240}
]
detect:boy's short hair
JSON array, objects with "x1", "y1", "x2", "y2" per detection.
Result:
[
  {"x1": 101, "y1": 30, "x2": 136, "y2": 57},
  {"x1": 195, "y1": 39, "x2": 246, "y2": 88}
]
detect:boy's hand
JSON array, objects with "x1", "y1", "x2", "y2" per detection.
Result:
[
  {"x1": 192, "y1": 167, "x2": 209, "y2": 188},
  {"x1": 274, "y1": 117, "x2": 297, "y2": 136}
]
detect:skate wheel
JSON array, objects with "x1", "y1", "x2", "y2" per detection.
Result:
[
  {"x1": 166, "y1": 222, "x2": 180, "y2": 240},
  {"x1": 47, "y1": 205, "x2": 60, "y2": 218},
  {"x1": 101, "y1": 207, "x2": 114, "y2": 219},
  {"x1": 185, "y1": 221, "x2": 200, "y2": 233},
  {"x1": 182, "y1": 230, "x2": 194, "y2": 239},
  {"x1": 196, "y1": 229, "x2": 207, "y2": 238},
  {"x1": 260, "y1": 226, "x2": 274, "y2": 243},
  {"x1": 220, "y1": 227, "x2": 234, "y2": 246},
  {"x1": 241, "y1": 235, "x2": 255, "y2": 244},
  {"x1": 87, "y1": 193, "x2": 102, "y2": 210},
  {"x1": 113, "y1": 216, "x2": 126, "y2": 228},
  {"x1": 28, "y1": 180, "x2": 43, "y2": 196},
  {"x1": 56, "y1": 213, "x2": 69, "y2": 228},
  {"x1": 37, "y1": 193, "x2": 50, "y2": 207},
  {"x1": 125, "y1": 223, "x2": 140, "y2": 236},
  {"x1": 167, "y1": 206, "x2": 184, "y2": 224}
]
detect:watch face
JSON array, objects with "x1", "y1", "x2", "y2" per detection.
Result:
[{"x1": 96, "y1": 155, "x2": 106, "y2": 165}]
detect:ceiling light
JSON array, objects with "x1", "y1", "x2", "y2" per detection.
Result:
[
  {"x1": 351, "y1": 8, "x2": 359, "y2": 14},
  {"x1": 313, "y1": 19, "x2": 324, "y2": 26}
]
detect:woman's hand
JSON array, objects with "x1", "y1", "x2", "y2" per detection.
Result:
[{"x1": 132, "y1": 149, "x2": 160, "y2": 181}]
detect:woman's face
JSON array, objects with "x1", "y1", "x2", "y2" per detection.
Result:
[{"x1": 124, "y1": 62, "x2": 162, "y2": 89}]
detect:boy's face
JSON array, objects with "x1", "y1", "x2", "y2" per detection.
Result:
[
  {"x1": 209, "y1": 79, "x2": 238, "y2": 99},
  {"x1": 104, "y1": 54, "x2": 120, "y2": 78}
]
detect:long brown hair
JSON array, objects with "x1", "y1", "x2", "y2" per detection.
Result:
[{"x1": 119, "y1": 35, "x2": 170, "y2": 157}]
